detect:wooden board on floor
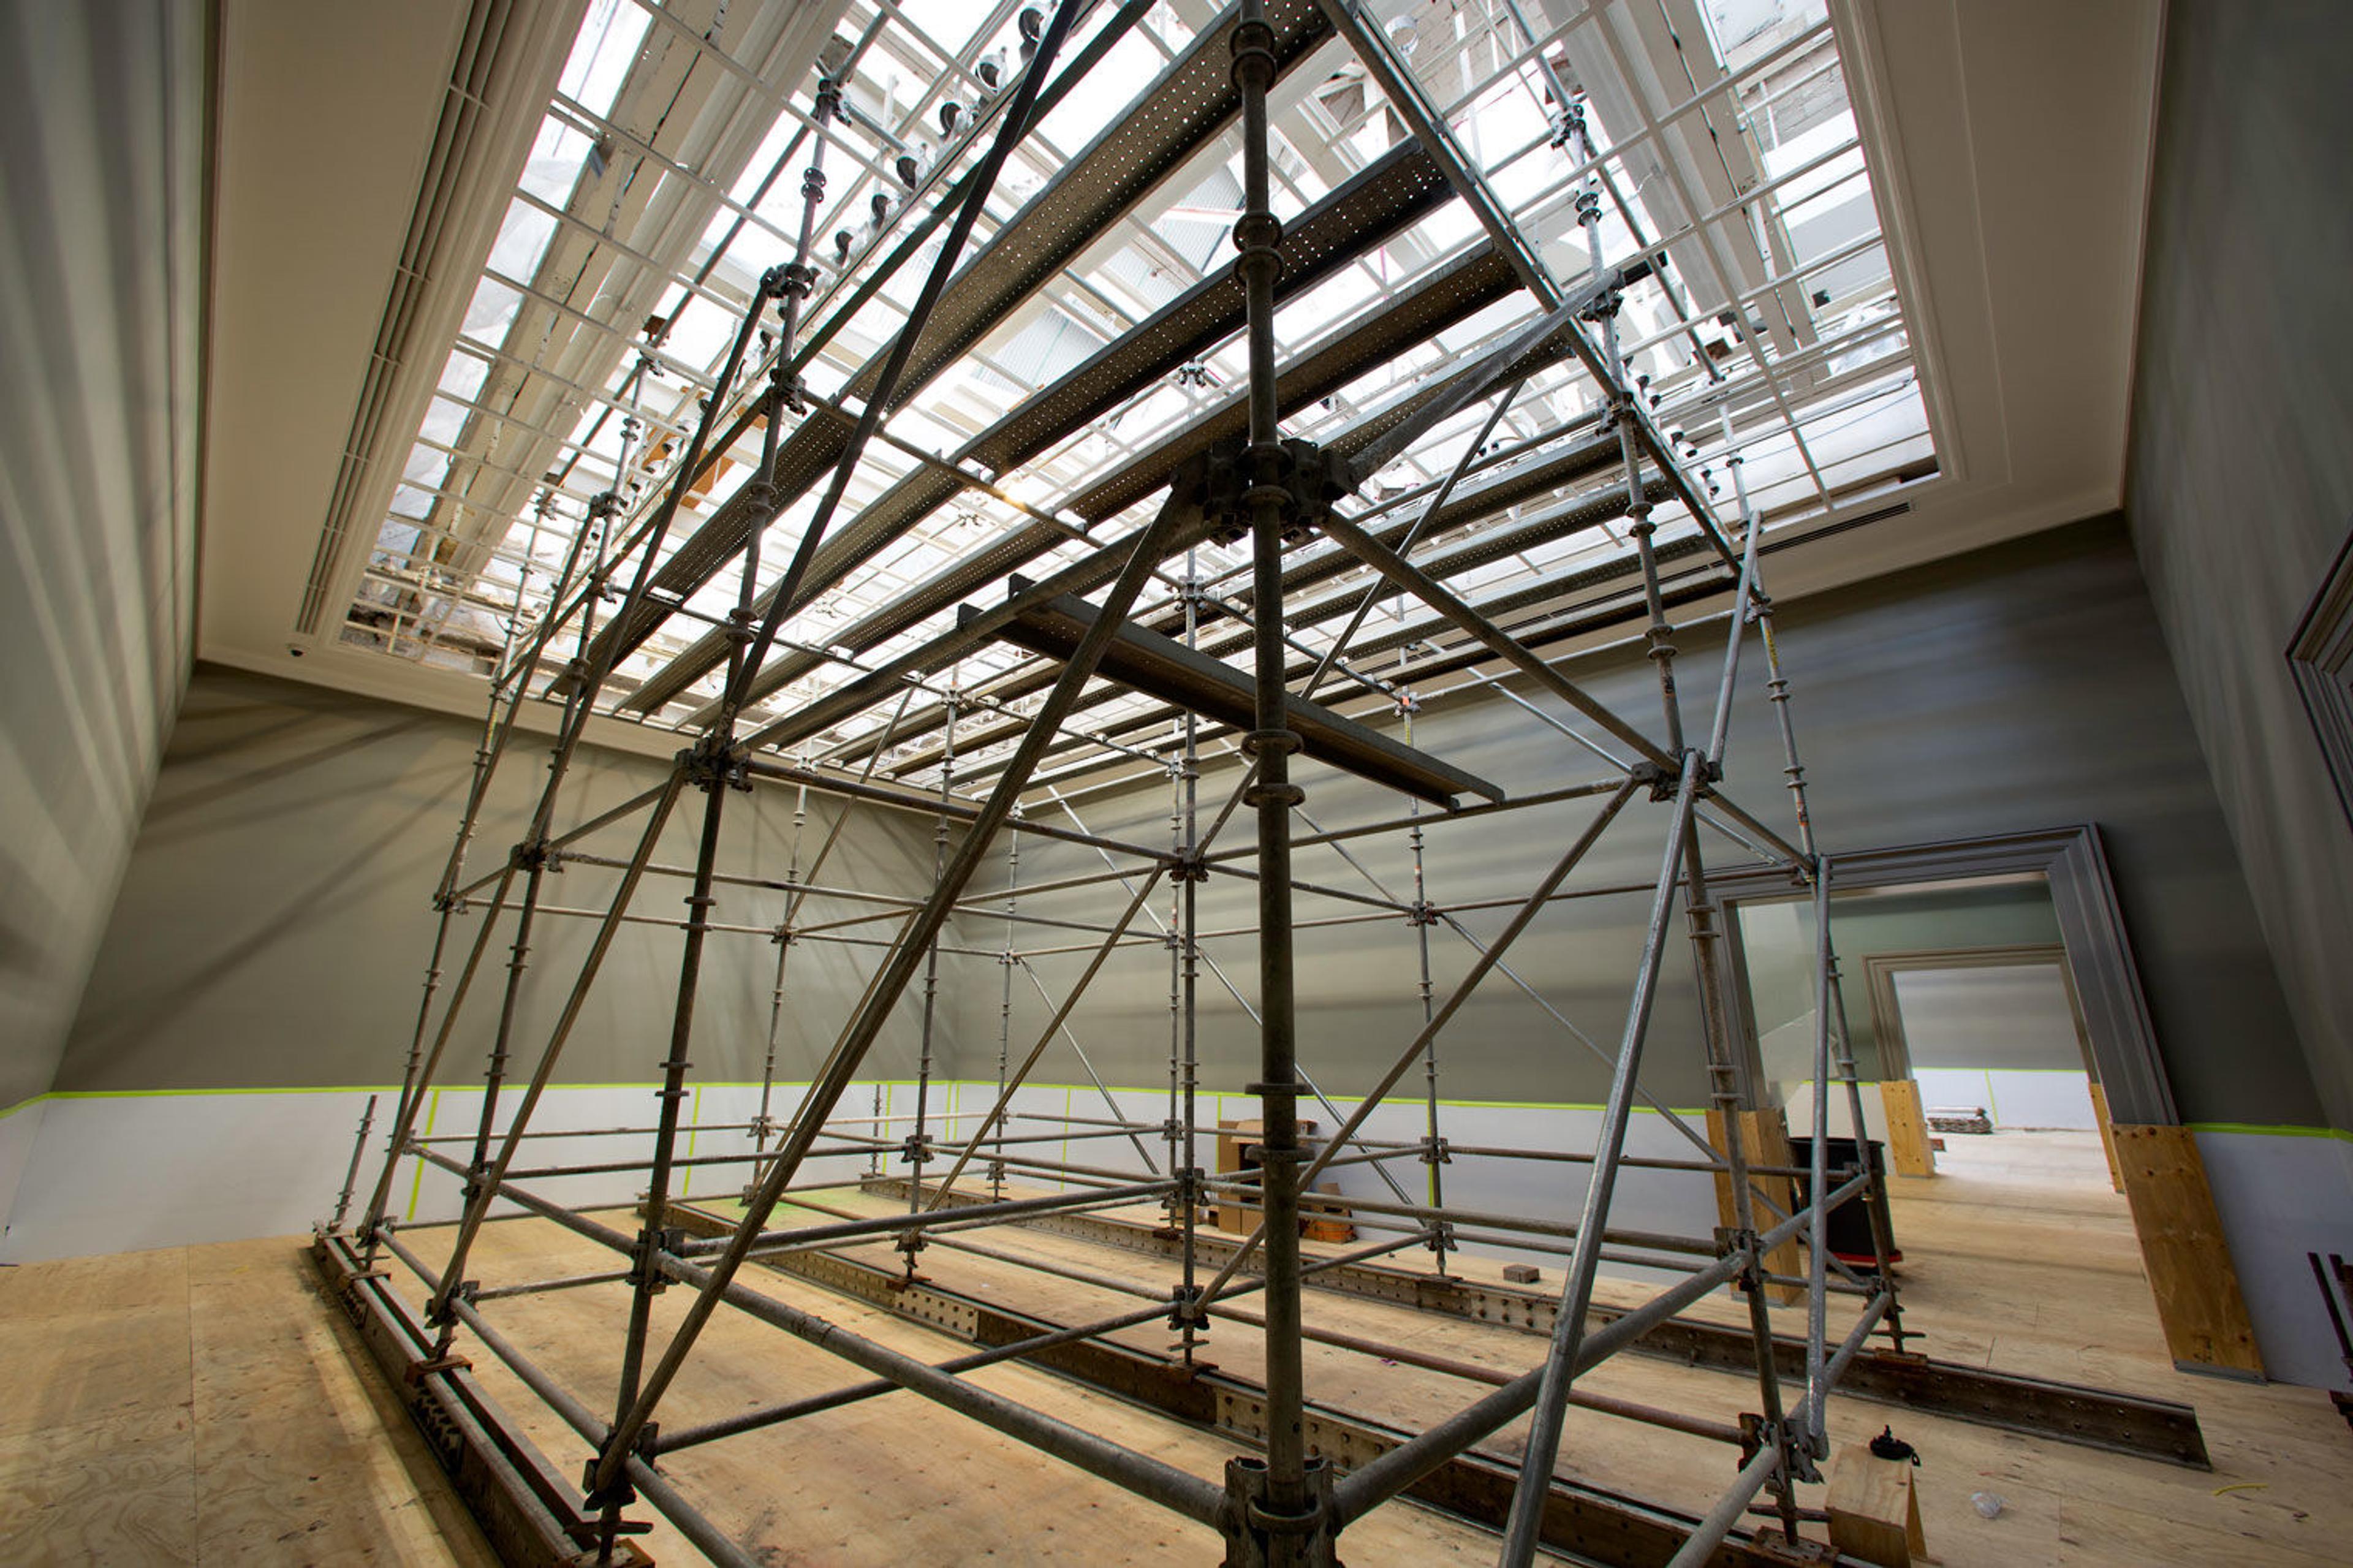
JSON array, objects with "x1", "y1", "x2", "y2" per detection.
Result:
[
  {"x1": 0, "y1": 1240, "x2": 496, "y2": 1567},
  {"x1": 2111, "y1": 1124, "x2": 2265, "y2": 1376}
]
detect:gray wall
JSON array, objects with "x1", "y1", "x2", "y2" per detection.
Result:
[
  {"x1": 961, "y1": 517, "x2": 2317, "y2": 1129},
  {"x1": 1892, "y1": 966, "x2": 2084, "y2": 1075},
  {"x1": 0, "y1": 0, "x2": 208, "y2": 1248},
  {"x1": 2127, "y1": 0, "x2": 2353, "y2": 1130},
  {"x1": 1738, "y1": 881, "x2": 2066, "y2": 1081},
  {"x1": 56, "y1": 666, "x2": 947, "y2": 1096}
]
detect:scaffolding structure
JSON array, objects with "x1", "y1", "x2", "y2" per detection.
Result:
[{"x1": 314, "y1": 2, "x2": 2007, "y2": 1563}]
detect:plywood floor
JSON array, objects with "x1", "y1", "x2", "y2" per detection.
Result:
[
  {"x1": 0, "y1": 1238, "x2": 498, "y2": 1566},
  {"x1": 3, "y1": 1130, "x2": 2347, "y2": 1564}
]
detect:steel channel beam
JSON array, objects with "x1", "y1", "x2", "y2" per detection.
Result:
[
  {"x1": 851, "y1": 423, "x2": 1628, "y2": 779},
  {"x1": 651, "y1": 1200, "x2": 1832, "y2": 1567},
  {"x1": 729, "y1": 244, "x2": 1525, "y2": 724},
  {"x1": 979, "y1": 588, "x2": 1504, "y2": 806},
  {"x1": 309, "y1": 1235, "x2": 654, "y2": 1567},
  {"x1": 855, "y1": 1176, "x2": 2210, "y2": 1468}
]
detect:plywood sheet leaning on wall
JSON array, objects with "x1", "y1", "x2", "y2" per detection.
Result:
[
  {"x1": 1877, "y1": 1080, "x2": 1936, "y2": 1177},
  {"x1": 2112, "y1": 1124, "x2": 2264, "y2": 1376},
  {"x1": 2088, "y1": 1081, "x2": 2126, "y2": 1192},
  {"x1": 1707, "y1": 1107, "x2": 1805, "y2": 1305}
]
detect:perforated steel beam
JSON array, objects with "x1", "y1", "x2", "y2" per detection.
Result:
[
  {"x1": 558, "y1": 0, "x2": 1337, "y2": 699},
  {"x1": 976, "y1": 586, "x2": 1503, "y2": 806},
  {"x1": 630, "y1": 139, "x2": 1453, "y2": 718}
]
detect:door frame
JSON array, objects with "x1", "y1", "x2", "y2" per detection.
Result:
[
  {"x1": 1859, "y1": 943, "x2": 2094, "y2": 1082},
  {"x1": 1711, "y1": 825, "x2": 2263, "y2": 1375},
  {"x1": 1711, "y1": 824, "x2": 2177, "y2": 1126}
]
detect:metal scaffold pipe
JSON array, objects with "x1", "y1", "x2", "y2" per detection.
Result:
[{"x1": 315, "y1": 6, "x2": 1943, "y2": 1561}]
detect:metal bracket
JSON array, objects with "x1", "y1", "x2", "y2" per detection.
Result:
[
  {"x1": 404, "y1": 1352, "x2": 473, "y2": 1386},
  {"x1": 1198, "y1": 435, "x2": 1352, "y2": 547},
  {"x1": 676, "y1": 735, "x2": 752, "y2": 793},
  {"x1": 1220, "y1": 1455, "x2": 1339, "y2": 1567}
]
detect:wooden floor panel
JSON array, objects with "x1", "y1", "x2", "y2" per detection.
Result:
[{"x1": 2, "y1": 1129, "x2": 2346, "y2": 1564}]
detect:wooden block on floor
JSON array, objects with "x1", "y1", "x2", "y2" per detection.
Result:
[
  {"x1": 2112, "y1": 1123, "x2": 2265, "y2": 1376},
  {"x1": 1825, "y1": 1442, "x2": 1927, "y2": 1567},
  {"x1": 1501, "y1": 1263, "x2": 1540, "y2": 1284},
  {"x1": 1877, "y1": 1080, "x2": 1936, "y2": 1177},
  {"x1": 1301, "y1": 1183, "x2": 1353, "y2": 1243}
]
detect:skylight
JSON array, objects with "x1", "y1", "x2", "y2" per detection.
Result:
[{"x1": 335, "y1": 0, "x2": 1939, "y2": 798}]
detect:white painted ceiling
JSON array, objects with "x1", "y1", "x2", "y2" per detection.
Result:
[{"x1": 194, "y1": 0, "x2": 2164, "y2": 757}]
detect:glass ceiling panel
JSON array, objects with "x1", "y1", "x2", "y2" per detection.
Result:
[{"x1": 335, "y1": 0, "x2": 1939, "y2": 798}]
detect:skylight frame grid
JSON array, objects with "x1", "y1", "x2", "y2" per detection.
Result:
[{"x1": 333, "y1": 0, "x2": 1941, "y2": 804}]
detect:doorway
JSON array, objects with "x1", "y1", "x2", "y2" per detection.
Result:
[
  {"x1": 1861, "y1": 945, "x2": 2124, "y2": 1193},
  {"x1": 1707, "y1": 826, "x2": 2264, "y2": 1377}
]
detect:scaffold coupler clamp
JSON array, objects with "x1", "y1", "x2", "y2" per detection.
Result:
[
  {"x1": 1168, "y1": 1282, "x2": 1206, "y2": 1333},
  {"x1": 630, "y1": 1225, "x2": 684, "y2": 1298},
  {"x1": 1738, "y1": 1412, "x2": 1821, "y2": 1486},
  {"x1": 1717, "y1": 1224, "x2": 1765, "y2": 1293},
  {"x1": 1220, "y1": 1455, "x2": 1340, "y2": 1567},
  {"x1": 582, "y1": 1444, "x2": 640, "y2": 1513},
  {"x1": 1169, "y1": 846, "x2": 1211, "y2": 883},
  {"x1": 1419, "y1": 1135, "x2": 1451, "y2": 1167},
  {"x1": 513, "y1": 834, "x2": 559, "y2": 874},
  {"x1": 1550, "y1": 98, "x2": 1586, "y2": 150},
  {"x1": 1240, "y1": 733, "x2": 1305, "y2": 809},
  {"x1": 1631, "y1": 756, "x2": 1679, "y2": 801},
  {"x1": 419, "y1": 1275, "x2": 478, "y2": 1335},
  {"x1": 679, "y1": 733, "x2": 752, "y2": 793},
  {"x1": 899, "y1": 1131, "x2": 933, "y2": 1167},
  {"x1": 1405, "y1": 899, "x2": 1439, "y2": 928}
]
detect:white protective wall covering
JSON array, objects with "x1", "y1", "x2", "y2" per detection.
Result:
[
  {"x1": 0, "y1": 1081, "x2": 887, "y2": 1263},
  {"x1": 0, "y1": 1, "x2": 208, "y2": 1214},
  {"x1": 0, "y1": 1075, "x2": 1719, "y2": 1298},
  {"x1": 2194, "y1": 1127, "x2": 2353, "y2": 1390}
]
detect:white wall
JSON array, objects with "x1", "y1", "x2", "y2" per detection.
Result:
[
  {"x1": 1911, "y1": 1067, "x2": 2099, "y2": 1131},
  {"x1": 0, "y1": 1079, "x2": 1722, "y2": 1296},
  {"x1": 2195, "y1": 1128, "x2": 2353, "y2": 1390}
]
